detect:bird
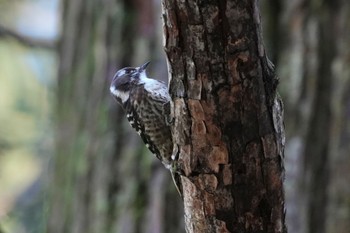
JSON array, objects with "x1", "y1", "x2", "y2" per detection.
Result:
[{"x1": 110, "y1": 61, "x2": 182, "y2": 195}]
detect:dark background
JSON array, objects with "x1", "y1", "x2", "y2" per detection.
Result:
[{"x1": 0, "y1": 0, "x2": 349, "y2": 232}]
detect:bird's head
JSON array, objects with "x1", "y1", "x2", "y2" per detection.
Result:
[{"x1": 110, "y1": 61, "x2": 150, "y2": 104}]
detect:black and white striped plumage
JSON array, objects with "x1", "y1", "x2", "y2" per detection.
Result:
[{"x1": 110, "y1": 62, "x2": 173, "y2": 169}]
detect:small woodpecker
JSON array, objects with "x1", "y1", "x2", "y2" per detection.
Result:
[{"x1": 110, "y1": 62, "x2": 181, "y2": 196}]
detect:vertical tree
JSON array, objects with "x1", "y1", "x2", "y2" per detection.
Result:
[
  {"x1": 263, "y1": 1, "x2": 350, "y2": 233},
  {"x1": 162, "y1": 0, "x2": 286, "y2": 232},
  {"x1": 48, "y1": 1, "x2": 126, "y2": 232},
  {"x1": 47, "y1": 0, "x2": 183, "y2": 233}
]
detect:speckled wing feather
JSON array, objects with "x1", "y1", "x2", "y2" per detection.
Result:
[{"x1": 124, "y1": 82, "x2": 173, "y2": 166}]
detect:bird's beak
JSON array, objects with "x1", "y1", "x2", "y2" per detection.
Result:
[{"x1": 138, "y1": 61, "x2": 150, "y2": 72}]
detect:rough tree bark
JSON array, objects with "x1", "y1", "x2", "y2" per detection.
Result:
[{"x1": 162, "y1": 0, "x2": 286, "y2": 232}]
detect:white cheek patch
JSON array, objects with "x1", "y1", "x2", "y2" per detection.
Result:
[
  {"x1": 117, "y1": 91, "x2": 130, "y2": 103},
  {"x1": 110, "y1": 85, "x2": 129, "y2": 103},
  {"x1": 110, "y1": 85, "x2": 118, "y2": 95}
]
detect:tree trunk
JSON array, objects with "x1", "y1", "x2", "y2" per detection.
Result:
[{"x1": 162, "y1": 0, "x2": 286, "y2": 232}]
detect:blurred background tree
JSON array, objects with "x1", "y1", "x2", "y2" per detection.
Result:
[
  {"x1": 0, "y1": 0, "x2": 349, "y2": 233},
  {"x1": 263, "y1": 0, "x2": 350, "y2": 233},
  {"x1": 48, "y1": 0, "x2": 183, "y2": 233}
]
